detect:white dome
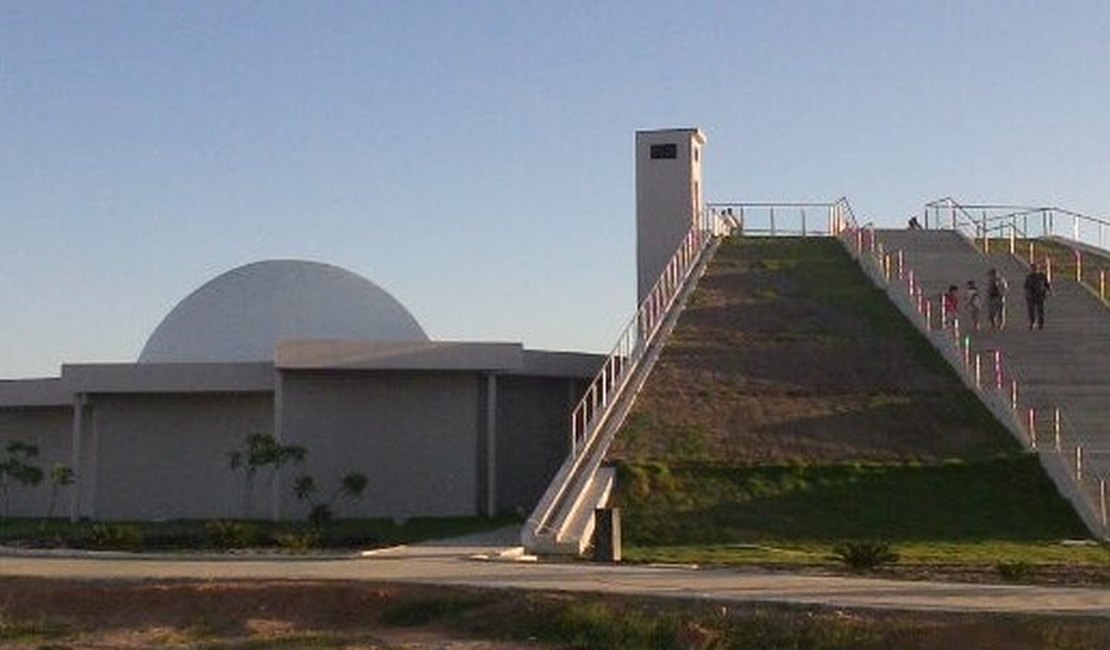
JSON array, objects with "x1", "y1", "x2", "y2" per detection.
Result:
[{"x1": 139, "y1": 260, "x2": 428, "y2": 363}]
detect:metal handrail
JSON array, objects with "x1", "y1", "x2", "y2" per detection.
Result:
[
  {"x1": 523, "y1": 212, "x2": 730, "y2": 548},
  {"x1": 925, "y1": 198, "x2": 1110, "y2": 253},
  {"x1": 707, "y1": 199, "x2": 855, "y2": 238}
]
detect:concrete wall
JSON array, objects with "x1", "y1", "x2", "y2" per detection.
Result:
[
  {"x1": 278, "y1": 370, "x2": 481, "y2": 519},
  {"x1": 0, "y1": 360, "x2": 592, "y2": 522},
  {"x1": 636, "y1": 128, "x2": 706, "y2": 303},
  {"x1": 495, "y1": 376, "x2": 576, "y2": 515},
  {"x1": 90, "y1": 393, "x2": 272, "y2": 520},
  {"x1": 0, "y1": 406, "x2": 72, "y2": 518}
]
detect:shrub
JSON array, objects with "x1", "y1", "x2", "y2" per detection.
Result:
[
  {"x1": 831, "y1": 541, "x2": 899, "y2": 572},
  {"x1": 273, "y1": 531, "x2": 320, "y2": 553},
  {"x1": 204, "y1": 520, "x2": 258, "y2": 549},
  {"x1": 996, "y1": 561, "x2": 1036, "y2": 583},
  {"x1": 89, "y1": 524, "x2": 143, "y2": 551}
]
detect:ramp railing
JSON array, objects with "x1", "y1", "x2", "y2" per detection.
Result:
[{"x1": 522, "y1": 211, "x2": 733, "y2": 554}]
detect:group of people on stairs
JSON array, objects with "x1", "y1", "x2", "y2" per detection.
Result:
[{"x1": 942, "y1": 263, "x2": 1052, "y2": 333}]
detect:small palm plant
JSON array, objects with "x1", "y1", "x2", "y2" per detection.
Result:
[
  {"x1": 229, "y1": 433, "x2": 307, "y2": 517},
  {"x1": 831, "y1": 540, "x2": 899, "y2": 573},
  {"x1": 294, "y1": 471, "x2": 369, "y2": 528}
]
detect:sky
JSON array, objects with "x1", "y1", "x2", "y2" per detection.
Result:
[{"x1": 4, "y1": 0, "x2": 1110, "y2": 378}]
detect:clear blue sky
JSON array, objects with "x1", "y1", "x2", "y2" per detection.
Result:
[{"x1": 4, "y1": 1, "x2": 1110, "y2": 378}]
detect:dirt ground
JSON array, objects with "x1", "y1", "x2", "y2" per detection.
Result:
[
  {"x1": 2, "y1": 577, "x2": 1108, "y2": 650},
  {"x1": 0, "y1": 578, "x2": 541, "y2": 649}
]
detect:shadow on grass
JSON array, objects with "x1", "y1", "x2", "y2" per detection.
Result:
[{"x1": 616, "y1": 455, "x2": 1088, "y2": 545}]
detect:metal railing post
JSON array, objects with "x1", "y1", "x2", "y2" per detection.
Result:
[
  {"x1": 1010, "y1": 379, "x2": 1018, "y2": 411},
  {"x1": 801, "y1": 208, "x2": 807, "y2": 237},
  {"x1": 1028, "y1": 408, "x2": 1037, "y2": 449},
  {"x1": 974, "y1": 353, "x2": 982, "y2": 389},
  {"x1": 1076, "y1": 445, "x2": 1083, "y2": 481},
  {"x1": 1054, "y1": 407, "x2": 1061, "y2": 452},
  {"x1": 1101, "y1": 269, "x2": 1106, "y2": 301},
  {"x1": 1076, "y1": 250, "x2": 1082, "y2": 283},
  {"x1": 1046, "y1": 255, "x2": 1053, "y2": 284},
  {"x1": 1101, "y1": 477, "x2": 1108, "y2": 527},
  {"x1": 994, "y1": 350, "x2": 1002, "y2": 390}
]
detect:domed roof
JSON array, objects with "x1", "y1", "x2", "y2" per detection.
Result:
[{"x1": 139, "y1": 260, "x2": 428, "y2": 363}]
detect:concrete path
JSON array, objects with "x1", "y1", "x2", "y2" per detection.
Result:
[{"x1": 2, "y1": 529, "x2": 1108, "y2": 617}]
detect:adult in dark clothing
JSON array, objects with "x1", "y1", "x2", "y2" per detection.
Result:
[{"x1": 1024, "y1": 262, "x2": 1051, "y2": 330}]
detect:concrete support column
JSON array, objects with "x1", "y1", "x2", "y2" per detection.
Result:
[
  {"x1": 485, "y1": 373, "x2": 497, "y2": 517},
  {"x1": 271, "y1": 369, "x2": 285, "y2": 521},
  {"x1": 69, "y1": 393, "x2": 86, "y2": 522}
]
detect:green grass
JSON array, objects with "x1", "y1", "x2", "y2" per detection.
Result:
[
  {"x1": 616, "y1": 455, "x2": 1086, "y2": 545},
  {"x1": 0, "y1": 614, "x2": 67, "y2": 644},
  {"x1": 624, "y1": 540, "x2": 1110, "y2": 569},
  {"x1": 734, "y1": 237, "x2": 958, "y2": 374},
  {"x1": 380, "y1": 592, "x2": 499, "y2": 627},
  {"x1": 0, "y1": 515, "x2": 520, "y2": 551}
]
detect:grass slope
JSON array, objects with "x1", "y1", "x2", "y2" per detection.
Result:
[
  {"x1": 618, "y1": 456, "x2": 1086, "y2": 545},
  {"x1": 612, "y1": 237, "x2": 1016, "y2": 463},
  {"x1": 611, "y1": 236, "x2": 1091, "y2": 558}
]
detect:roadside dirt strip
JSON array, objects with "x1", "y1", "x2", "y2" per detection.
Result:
[{"x1": 2, "y1": 541, "x2": 1108, "y2": 617}]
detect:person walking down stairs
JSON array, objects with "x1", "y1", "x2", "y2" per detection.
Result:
[
  {"x1": 1024, "y1": 263, "x2": 1051, "y2": 330},
  {"x1": 986, "y1": 268, "x2": 1008, "y2": 331},
  {"x1": 965, "y1": 280, "x2": 982, "y2": 332},
  {"x1": 942, "y1": 285, "x2": 959, "y2": 330}
]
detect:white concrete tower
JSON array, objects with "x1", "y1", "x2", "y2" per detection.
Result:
[{"x1": 635, "y1": 127, "x2": 707, "y2": 303}]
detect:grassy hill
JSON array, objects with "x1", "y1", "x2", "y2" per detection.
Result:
[
  {"x1": 611, "y1": 236, "x2": 1015, "y2": 463},
  {"x1": 610, "y1": 236, "x2": 1093, "y2": 562}
]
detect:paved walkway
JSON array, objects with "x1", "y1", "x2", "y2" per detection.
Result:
[{"x1": 2, "y1": 528, "x2": 1108, "y2": 617}]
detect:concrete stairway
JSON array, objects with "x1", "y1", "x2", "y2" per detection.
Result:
[{"x1": 871, "y1": 228, "x2": 1110, "y2": 536}]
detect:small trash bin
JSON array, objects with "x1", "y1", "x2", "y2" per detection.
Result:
[{"x1": 593, "y1": 507, "x2": 621, "y2": 562}]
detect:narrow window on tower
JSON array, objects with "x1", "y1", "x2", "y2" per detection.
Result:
[{"x1": 650, "y1": 143, "x2": 677, "y2": 159}]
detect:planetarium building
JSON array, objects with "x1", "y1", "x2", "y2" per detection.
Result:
[{"x1": 0, "y1": 260, "x2": 601, "y2": 522}]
